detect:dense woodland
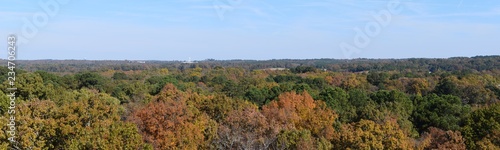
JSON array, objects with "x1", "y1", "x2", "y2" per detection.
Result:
[{"x1": 1, "y1": 56, "x2": 500, "y2": 149}]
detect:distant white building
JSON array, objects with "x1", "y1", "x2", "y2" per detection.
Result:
[
  {"x1": 183, "y1": 57, "x2": 197, "y2": 64},
  {"x1": 262, "y1": 68, "x2": 287, "y2": 71}
]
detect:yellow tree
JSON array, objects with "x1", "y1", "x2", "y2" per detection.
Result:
[
  {"x1": 334, "y1": 119, "x2": 413, "y2": 150},
  {"x1": 0, "y1": 89, "x2": 144, "y2": 149},
  {"x1": 408, "y1": 78, "x2": 430, "y2": 96}
]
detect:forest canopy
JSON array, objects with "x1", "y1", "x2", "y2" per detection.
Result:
[{"x1": 1, "y1": 56, "x2": 500, "y2": 149}]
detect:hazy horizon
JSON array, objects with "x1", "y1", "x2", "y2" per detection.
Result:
[{"x1": 3, "y1": 55, "x2": 497, "y2": 62}]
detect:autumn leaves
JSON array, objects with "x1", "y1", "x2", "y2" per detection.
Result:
[
  {"x1": 128, "y1": 84, "x2": 412, "y2": 149},
  {"x1": 0, "y1": 61, "x2": 499, "y2": 149},
  {"x1": 0, "y1": 89, "x2": 143, "y2": 149}
]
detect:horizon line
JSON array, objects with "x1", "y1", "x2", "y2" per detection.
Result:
[{"x1": 3, "y1": 55, "x2": 499, "y2": 62}]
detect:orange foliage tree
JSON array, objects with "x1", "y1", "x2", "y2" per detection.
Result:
[
  {"x1": 129, "y1": 84, "x2": 217, "y2": 149},
  {"x1": 262, "y1": 91, "x2": 338, "y2": 145},
  {"x1": 217, "y1": 106, "x2": 277, "y2": 149},
  {"x1": 417, "y1": 127, "x2": 466, "y2": 150}
]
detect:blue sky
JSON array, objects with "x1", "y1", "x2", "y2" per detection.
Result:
[{"x1": 1, "y1": 0, "x2": 499, "y2": 60}]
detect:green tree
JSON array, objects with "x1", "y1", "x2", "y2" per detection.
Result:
[
  {"x1": 370, "y1": 90, "x2": 416, "y2": 136},
  {"x1": 412, "y1": 94, "x2": 471, "y2": 132},
  {"x1": 319, "y1": 87, "x2": 356, "y2": 123},
  {"x1": 434, "y1": 76, "x2": 459, "y2": 96},
  {"x1": 0, "y1": 91, "x2": 10, "y2": 114},
  {"x1": 75, "y1": 72, "x2": 106, "y2": 91},
  {"x1": 111, "y1": 72, "x2": 128, "y2": 80},
  {"x1": 462, "y1": 103, "x2": 500, "y2": 149},
  {"x1": 15, "y1": 73, "x2": 47, "y2": 100},
  {"x1": 244, "y1": 87, "x2": 268, "y2": 107},
  {"x1": 367, "y1": 72, "x2": 389, "y2": 88},
  {"x1": 35, "y1": 71, "x2": 63, "y2": 87},
  {"x1": 145, "y1": 75, "x2": 179, "y2": 95}
]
